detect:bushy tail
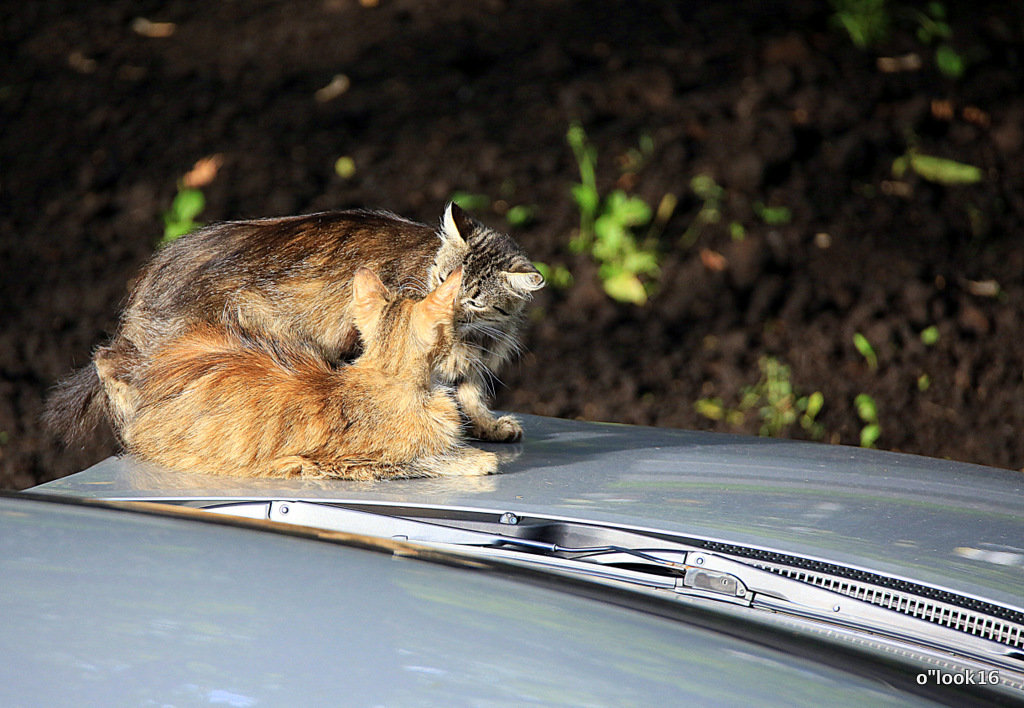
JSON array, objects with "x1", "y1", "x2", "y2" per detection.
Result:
[{"x1": 43, "y1": 363, "x2": 108, "y2": 445}]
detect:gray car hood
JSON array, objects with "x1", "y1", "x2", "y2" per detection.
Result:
[{"x1": 33, "y1": 414, "x2": 1024, "y2": 611}]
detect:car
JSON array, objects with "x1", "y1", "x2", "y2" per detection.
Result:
[{"x1": 4, "y1": 413, "x2": 1023, "y2": 705}]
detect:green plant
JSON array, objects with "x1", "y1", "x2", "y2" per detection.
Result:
[
  {"x1": 334, "y1": 156, "x2": 356, "y2": 179},
  {"x1": 680, "y1": 174, "x2": 724, "y2": 248},
  {"x1": 830, "y1": 0, "x2": 891, "y2": 49},
  {"x1": 853, "y1": 332, "x2": 878, "y2": 371},
  {"x1": 911, "y1": 2, "x2": 965, "y2": 79},
  {"x1": 753, "y1": 201, "x2": 792, "y2": 226},
  {"x1": 161, "y1": 187, "x2": 205, "y2": 244},
  {"x1": 567, "y1": 123, "x2": 599, "y2": 248},
  {"x1": 693, "y1": 398, "x2": 745, "y2": 426},
  {"x1": 697, "y1": 356, "x2": 825, "y2": 440},
  {"x1": 934, "y1": 44, "x2": 965, "y2": 79},
  {"x1": 892, "y1": 151, "x2": 982, "y2": 185},
  {"x1": 504, "y1": 204, "x2": 536, "y2": 228},
  {"x1": 449, "y1": 191, "x2": 491, "y2": 212},
  {"x1": 855, "y1": 393, "x2": 881, "y2": 448},
  {"x1": 567, "y1": 123, "x2": 660, "y2": 305},
  {"x1": 920, "y1": 325, "x2": 940, "y2": 346}
]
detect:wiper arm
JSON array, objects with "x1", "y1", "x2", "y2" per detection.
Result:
[
  {"x1": 204, "y1": 500, "x2": 1023, "y2": 673},
  {"x1": 206, "y1": 499, "x2": 687, "y2": 575}
]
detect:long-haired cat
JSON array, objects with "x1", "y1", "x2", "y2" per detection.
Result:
[
  {"x1": 120, "y1": 267, "x2": 497, "y2": 479},
  {"x1": 46, "y1": 203, "x2": 542, "y2": 447}
]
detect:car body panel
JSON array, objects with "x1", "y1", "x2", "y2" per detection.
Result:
[
  {"x1": 0, "y1": 495, "x2": 934, "y2": 706},
  {"x1": 33, "y1": 414, "x2": 1024, "y2": 611}
]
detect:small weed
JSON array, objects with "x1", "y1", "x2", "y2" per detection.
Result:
[
  {"x1": 567, "y1": 123, "x2": 599, "y2": 247},
  {"x1": 911, "y1": 2, "x2": 965, "y2": 79},
  {"x1": 449, "y1": 191, "x2": 536, "y2": 229},
  {"x1": 853, "y1": 332, "x2": 878, "y2": 370},
  {"x1": 161, "y1": 187, "x2": 205, "y2": 244},
  {"x1": 920, "y1": 325, "x2": 940, "y2": 346},
  {"x1": 917, "y1": 373, "x2": 931, "y2": 392},
  {"x1": 729, "y1": 221, "x2": 747, "y2": 241},
  {"x1": 753, "y1": 201, "x2": 792, "y2": 226},
  {"x1": 892, "y1": 151, "x2": 982, "y2": 185},
  {"x1": 697, "y1": 356, "x2": 825, "y2": 440},
  {"x1": 680, "y1": 174, "x2": 724, "y2": 248},
  {"x1": 567, "y1": 123, "x2": 660, "y2": 305},
  {"x1": 854, "y1": 393, "x2": 881, "y2": 448},
  {"x1": 830, "y1": 0, "x2": 891, "y2": 49},
  {"x1": 505, "y1": 204, "x2": 536, "y2": 228},
  {"x1": 533, "y1": 261, "x2": 573, "y2": 290},
  {"x1": 450, "y1": 191, "x2": 491, "y2": 212},
  {"x1": 933, "y1": 44, "x2": 965, "y2": 79},
  {"x1": 618, "y1": 132, "x2": 655, "y2": 174},
  {"x1": 334, "y1": 156, "x2": 356, "y2": 179},
  {"x1": 694, "y1": 398, "x2": 745, "y2": 426}
]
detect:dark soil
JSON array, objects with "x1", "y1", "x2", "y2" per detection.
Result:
[{"x1": 3, "y1": 0, "x2": 1023, "y2": 489}]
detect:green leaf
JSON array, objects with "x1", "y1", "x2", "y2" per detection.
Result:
[
  {"x1": 690, "y1": 174, "x2": 723, "y2": 202},
  {"x1": 602, "y1": 271, "x2": 647, "y2": 305},
  {"x1": 894, "y1": 153, "x2": 982, "y2": 185},
  {"x1": 754, "y1": 201, "x2": 792, "y2": 226},
  {"x1": 860, "y1": 423, "x2": 881, "y2": 448},
  {"x1": 616, "y1": 194, "x2": 653, "y2": 226},
  {"x1": 853, "y1": 332, "x2": 878, "y2": 370},
  {"x1": 854, "y1": 393, "x2": 878, "y2": 424},
  {"x1": 621, "y1": 250, "x2": 659, "y2": 276},
  {"x1": 805, "y1": 391, "x2": 824, "y2": 419},
  {"x1": 695, "y1": 398, "x2": 725, "y2": 421},
  {"x1": 594, "y1": 216, "x2": 627, "y2": 253},
  {"x1": 449, "y1": 191, "x2": 490, "y2": 212},
  {"x1": 505, "y1": 204, "x2": 536, "y2": 227},
  {"x1": 334, "y1": 156, "x2": 356, "y2": 179},
  {"x1": 920, "y1": 325, "x2": 940, "y2": 346},
  {"x1": 571, "y1": 183, "x2": 600, "y2": 218},
  {"x1": 172, "y1": 188, "x2": 205, "y2": 221},
  {"x1": 935, "y1": 44, "x2": 965, "y2": 79},
  {"x1": 162, "y1": 220, "x2": 193, "y2": 244}
]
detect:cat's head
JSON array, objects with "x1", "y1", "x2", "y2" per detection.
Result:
[
  {"x1": 430, "y1": 203, "x2": 545, "y2": 331},
  {"x1": 352, "y1": 266, "x2": 462, "y2": 372}
]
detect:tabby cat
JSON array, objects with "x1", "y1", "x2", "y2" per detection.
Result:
[
  {"x1": 46, "y1": 203, "x2": 543, "y2": 446},
  {"x1": 120, "y1": 267, "x2": 497, "y2": 479}
]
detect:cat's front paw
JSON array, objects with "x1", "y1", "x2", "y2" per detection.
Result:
[{"x1": 471, "y1": 414, "x2": 523, "y2": 443}]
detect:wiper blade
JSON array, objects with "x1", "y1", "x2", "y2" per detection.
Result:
[{"x1": 203, "y1": 500, "x2": 1024, "y2": 676}]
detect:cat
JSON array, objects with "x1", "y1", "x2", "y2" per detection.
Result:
[
  {"x1": 118, "y1": 267, "x2": 498, "y2": 479},
  {"x1": 45, "y1": 203, "x2": 544, "y2": 447}
]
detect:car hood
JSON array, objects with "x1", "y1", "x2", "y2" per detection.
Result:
[{"x1": 33, "y1": 414, "x2": 1024, "y2": 610}]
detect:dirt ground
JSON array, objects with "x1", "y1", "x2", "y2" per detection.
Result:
[{"x1": 2, "y1": 0, "x2": 1023, "y2": 489}]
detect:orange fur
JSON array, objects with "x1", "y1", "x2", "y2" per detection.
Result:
[{"x1": 122, "y1": 268, "x2": 497, "y2": 479}]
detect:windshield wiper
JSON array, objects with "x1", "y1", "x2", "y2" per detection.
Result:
[{"x1": 203, "y1": 500, "x2": 1024, "y2": 678}]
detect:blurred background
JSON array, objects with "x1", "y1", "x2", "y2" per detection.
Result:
[{"x1": 2, "y1": 0, "x2": 1022, "y2": 489}]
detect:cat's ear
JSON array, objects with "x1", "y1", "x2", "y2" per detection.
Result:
[
  {"x1": 421, "y1": 266, "x2": 462, "y2": 320},
  {"x1": 504, "y1": 263, "x2": 545, "y2": 294},
  {"x1": 350, "y1": 267, "x2": 388, "y2": 329},
  {"x1": 414, "y1": 267, "x2": 462, "y2": 343},
  {"x1": 441, "y1": 203, "x2": 469, "y2": 246}
]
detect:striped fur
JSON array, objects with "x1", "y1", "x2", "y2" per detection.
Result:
[
  {"x1": 122, "y1": 268, "x2": 497, "y2": 479},
  {"x1": 46, "y1": 204, "x2": 543, "y2": 445}
]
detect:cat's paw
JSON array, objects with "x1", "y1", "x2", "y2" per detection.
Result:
[
  {"x1": 430, "y1": 449, "x2": 498, "y2": 477},
  {"x1": 471, "y1": 414, "x2": 523, "y2": 443}
]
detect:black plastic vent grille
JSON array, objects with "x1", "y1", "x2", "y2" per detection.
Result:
[{"x1": 697, "y1": 539, "x2": 1024, "y2": 647}]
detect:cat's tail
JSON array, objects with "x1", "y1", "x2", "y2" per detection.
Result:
[{"x1": 43, "y1": 362, "x2": 108, "y2": 445}]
